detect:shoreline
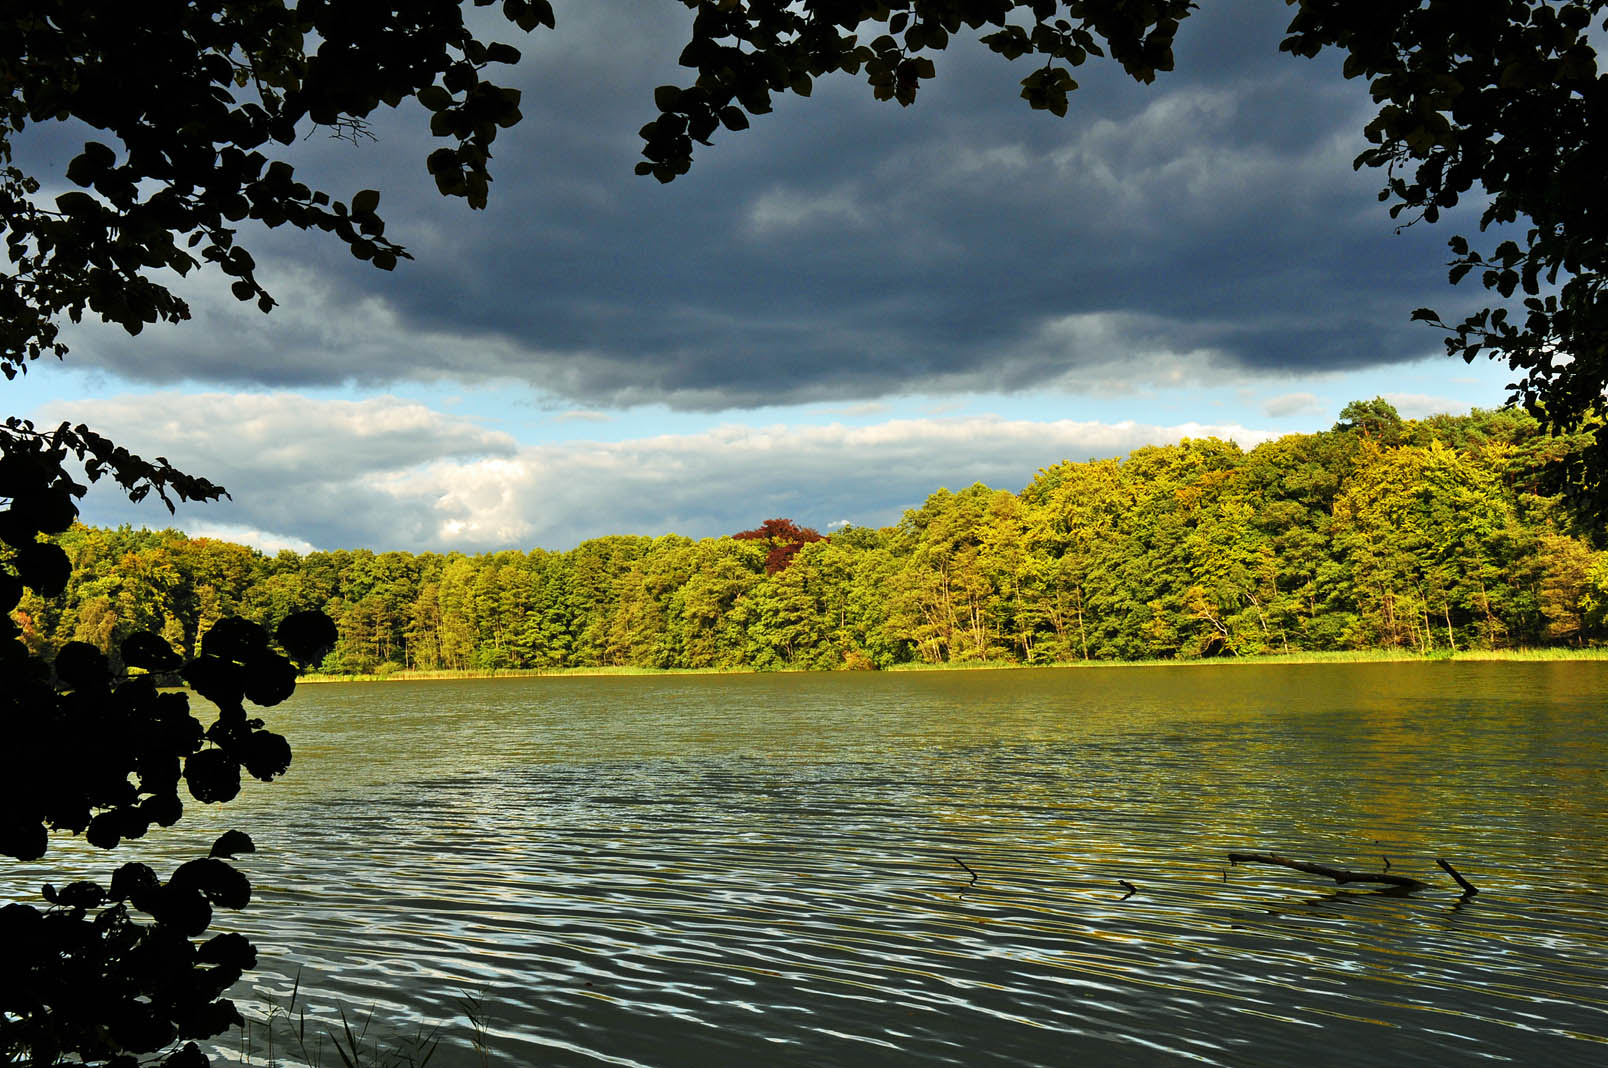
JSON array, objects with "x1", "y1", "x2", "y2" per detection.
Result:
[{"x1": 295, "y1": 647, "x2": 1608, "y2": 683}]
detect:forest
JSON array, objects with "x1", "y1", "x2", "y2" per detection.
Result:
[{"x1": 11, "y1": 402, "x2": 1607, "y2": 675}]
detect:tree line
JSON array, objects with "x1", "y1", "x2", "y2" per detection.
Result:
[{"x1": 13, "y1": 402, "x2": 1607, "y2": 675}]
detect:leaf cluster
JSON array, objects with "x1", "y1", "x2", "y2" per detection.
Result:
[
  {"x1": 5, "y1": 418, "x2": 337, "y2": 1066},
  {"x1": 1283, "y1": 0, "x2": 1608, "y2": 504},
  {"x1": 731, "y1": 516, "x2": 827, "y2": 574},
  {"x1": 2, "y1": 836, "x2": 260, "y2": 1068},
  {"x1": 638, "y1": 1, "x2": 1193, "y2": 180},
  {"x1": 1, "y1": 0, "x2": 552, "y2": 376}
]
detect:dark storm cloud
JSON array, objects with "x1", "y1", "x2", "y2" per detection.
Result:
[{"x1": 45, "y1": 0, "x2": 1480, "y2": 406}]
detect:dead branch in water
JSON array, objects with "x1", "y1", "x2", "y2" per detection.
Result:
[
  {"x1": 953, "y1": 856, "x2": 979, "y2": 887},
  {"x1": 1117, "y1": 879, "x2": 1138, "y2": 900},
  {"x1": 1227, "y1": 852, "x2": 1430, "y2": 891},
  {"x1": 1436, "y1": 858, "x2": 1479, "y2": 896}
]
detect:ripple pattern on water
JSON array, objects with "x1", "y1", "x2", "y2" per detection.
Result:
[{"x1": 5, "y1": 663, "x2": 1607, "y2": 1066}]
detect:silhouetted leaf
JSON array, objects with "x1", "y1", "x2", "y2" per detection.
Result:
[
  {"x1": 276, "y1": 609, "x2": 338, "y2": 665},
  {"x1": 141, "y1": 793, "x2": 184, "y2": 828},
  {"x1": 184, "y1": 749, "x2": 241, "y2": 804},
  {"x1": 123, "y1": 631, "x2": 183, "y2": 672},
  {"x1": 181, "y1": 655, "x2": 246, "y2": 708},
  {"x1": 241, "y1": 730, "x2": 292, "y2": 781},
  {"x1": 54, "y1": 641, "x2": 110, "y2": 690},
  {"x1": 243, "y1": 651, "x2": 297, "y2": 706},
  {"x1": 209, "y1": 830, "x2": 255, "y2": 859},
  {"x1": 200, "y1": 616, "x2": 269, "y2": 662},
  {"x1": 171, "y1": 857, "x2": 251, "y2": 909},
  {"x1": 15, "y1": 541, "x2": 70, "y2": 596},
  {"x1": 351, "y1": 189, "x2": 380, "y2": 216},
  {"x1": 0, "y1": 820, "x2": 48, "y2": 861},
  {"x1": 154, "y1": 884, "x2": 212, "y2": 937},
  {"x1": 199, "y1": 934, "x2": 257, "y2": 978},
  {"x1": 110, "y1": 862, "x2": 161, "y2": 908},
  {"x1": 86, "y1": 811, "x2": 124, "y2": 849},
  {"x1": 9, "y1": 486, "x2": 77, "y2": 533},
  {"x1": 54, "y1": 880, "x2": 108, "y2": 909}
]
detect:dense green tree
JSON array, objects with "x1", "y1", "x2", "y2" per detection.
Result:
[
  {"x1": 1335, "y1": 398, "x2": 1408, "y2": 444},
  {"x1": 1332, "y1": 439, "x2": 1522, "y2": 651}
]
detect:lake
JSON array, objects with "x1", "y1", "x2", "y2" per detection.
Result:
[{"x1": 6, "y1": 662, "x2": 1607, "y2": 1065}]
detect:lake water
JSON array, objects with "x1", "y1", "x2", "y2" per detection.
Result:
[{"x1": 6, "y1": 662, "x2": 1607, "y2": 1066}]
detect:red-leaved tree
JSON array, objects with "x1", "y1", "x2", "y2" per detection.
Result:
[{"x1": 731, "y1": 518, "x2": 826, "y2": 575}]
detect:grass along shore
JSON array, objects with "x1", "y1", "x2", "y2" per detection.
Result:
[{"x1": 296, "y1": 646, "x2": 1608, "y2": 683}]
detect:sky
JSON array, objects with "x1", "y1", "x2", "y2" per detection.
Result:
[{"x1": 8, "y1": 0, "x2": 1522, "y2": 555}]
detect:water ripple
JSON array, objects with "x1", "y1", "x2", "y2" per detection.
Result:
[{"x1": 5, "y1": 664, "x2": 1607, "y2": 1066}]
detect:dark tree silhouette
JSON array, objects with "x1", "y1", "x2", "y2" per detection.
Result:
[
  {"x1": 2, "y1": 0, "x2": 551, "y2": 373},
  {"x1": 1, "y1": 408, "x2": 337, "y2": 1067},
  {"x1": 1, "y1": 428, "x2": 336, "y2": 1060},
  {"x1": 4, "y1": 3, "x2": 540, "y2": 1062}
]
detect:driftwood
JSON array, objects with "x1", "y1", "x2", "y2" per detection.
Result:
[
  {"x1": 1436, "y1": 858, "x2": 1479, "y2": 896},
  {"x1": 1228, "y1": 852, "x2": 1431, "y2": 891}
]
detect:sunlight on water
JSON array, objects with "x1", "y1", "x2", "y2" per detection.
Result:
[{"x1": 6, "y1": 663, "x2": 1607, "y2": 1066}]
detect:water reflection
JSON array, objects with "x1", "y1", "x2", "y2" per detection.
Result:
[{"x1": 5, "y1": 663, "x2": 1607, "y2": 1065}]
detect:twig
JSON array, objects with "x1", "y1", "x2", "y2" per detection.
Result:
[
  {"x1": 953, "y1": 856, "x2": 978, "y2": 887},
  {"x1": 1436, "y1": 858, "x2": 1479, "y2": 896},
  {"x1": 1117, "y1": 879, "x2": 1138, "y2": 900},
  {"x1": 1382, "y1": 856, "x2": 1391, "y2": 872},
  {"x1": 1228, "y1": 852, "x2": 1430, "y2": 891}
]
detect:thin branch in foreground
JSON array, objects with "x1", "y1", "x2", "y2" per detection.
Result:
[
  {"x1": 1227, "y1": 852, "x2": 1430, "y2": 891},
  {"x1": 953, "y1": 856, "x2": 979, "y2": 887},
  {"x1": 1436, "y1": 858, "x2": 1480, "y2": 896}
]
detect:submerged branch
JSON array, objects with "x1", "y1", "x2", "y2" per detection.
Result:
[{"x1": 1227, "y1": 852, "x2": 1431, "y2": 891}]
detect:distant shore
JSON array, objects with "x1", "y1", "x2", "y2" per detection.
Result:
[{"x1": 296, "y1": 647, "x2": 1608, "y2": 683}]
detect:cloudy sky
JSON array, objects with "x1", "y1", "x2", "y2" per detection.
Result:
[{"x1": 10, "y1": 0, "x2": 1518, "y2": 554}]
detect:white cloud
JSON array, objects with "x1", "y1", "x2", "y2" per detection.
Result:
[
  {"x1": 744, "y1": 185, "x2": 867, "y2": 234},
  {"x1": 44, "y1": 392, "x2": 514, "y2": 483},
  {"x1": 45, "y1": 392, "x2": 1278, "y2": 553},
  {"x1": 182, "y1": 524, "x2": 320, "y2": 556},
  {"x1": 810, "y1": 401, "x2": 892, "y2": 418},
  {"x1": 1381, "y1": 392, "x2": 1473, "y2": 419},
  {"x1": 1262, "y1": 391, "x2": 1324, "y2": 418}
]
